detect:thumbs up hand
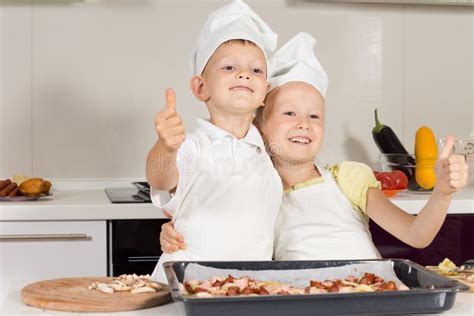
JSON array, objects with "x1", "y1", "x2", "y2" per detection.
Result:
[
  {"x1": 154, "y1": 88, "x2": 186, "y2": 152},
  {"x1": 435, "y1": 136, "x2": 469, "y2": 195}
]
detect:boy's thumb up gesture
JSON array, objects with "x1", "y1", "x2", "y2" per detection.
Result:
[
  {"x1": 435, "y1": 136, "x2": 469, "y2": 195},
  {"x1": 154, "y1": 88, "x2": 186, "y2": 152}
]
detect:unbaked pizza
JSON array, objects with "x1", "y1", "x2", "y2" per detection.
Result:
[{"x1": 181, "y1": 272, "x2": 408, "y2": 298}]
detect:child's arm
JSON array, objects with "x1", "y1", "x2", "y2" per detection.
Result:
[
  {"x1": 146, "y1": 89, "x2": 185, "y2": 191},
  {"x1": 366, "y1": 136, "x2": 468, "y2": 248}
]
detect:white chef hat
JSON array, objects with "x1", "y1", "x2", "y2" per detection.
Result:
[
  {"x1": 268, "y1": 32, "x2": 329, "y2": 97},
  {"x1": 191, "y1": 0, "x2": 278, "y2": 76}
]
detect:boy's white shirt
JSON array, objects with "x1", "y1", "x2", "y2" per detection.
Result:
[
  {"x1": 274, "y1": 162, "x2": 381, "y2": 261},
  {"x1": 151, "y1": 118, "x2": 283, "y2": 283}
]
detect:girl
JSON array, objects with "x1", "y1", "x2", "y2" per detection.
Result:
[{"x1": 159, "y1": 32, "x2": 469, "y2": 261}]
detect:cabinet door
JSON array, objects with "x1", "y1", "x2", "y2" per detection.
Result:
[
  {"x1": 0, "y1": 221, "x2": 107, "y2": 302},
  {"x1": 370, "y1": 214, "x2": 474, "y2": 266}
]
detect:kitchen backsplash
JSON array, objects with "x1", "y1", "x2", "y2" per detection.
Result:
[{"x1": 0, "y1": 0, "x2": 472, "y2": 178}]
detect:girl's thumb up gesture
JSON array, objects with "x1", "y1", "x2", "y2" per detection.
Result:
[{"x1": 435, "y1": 136, "x2": 469, "y2": 195}]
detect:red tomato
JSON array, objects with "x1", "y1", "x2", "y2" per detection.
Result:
[
  {"x1": 373, "y1": 171, "x2": 381, "y2": 177},
  {"x1": 391, "y1": 170, "x2": 408, "y2": 189},
  {"x1": 376, "y1": 172, "x2": 397, "y2": 190}
]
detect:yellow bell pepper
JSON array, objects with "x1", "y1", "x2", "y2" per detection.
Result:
[{"x1": 415, "y1": 126, "x2": 437, "y2": 190}]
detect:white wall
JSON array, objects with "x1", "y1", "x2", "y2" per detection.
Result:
[
  {"x1": 0, "y1": 7, "x2": 2, "y2": 178},
  {"x1": 0, "y1": 0, "x2": 472, "y2": 179}
]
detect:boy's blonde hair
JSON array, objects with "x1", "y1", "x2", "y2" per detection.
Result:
[{"x1": 222, "y1": 39, "x2": 257, "y2": 46}]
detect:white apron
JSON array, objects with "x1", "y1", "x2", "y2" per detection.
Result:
[
  {"x1": 153, "y1": 129, "x2": 283, "y2": 283},
  {"x1": 274, "y1": 163, "x2": 381, "y2": 261}
]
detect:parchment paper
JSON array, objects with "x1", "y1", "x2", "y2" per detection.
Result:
[{"x1": 184, "y1": 261, "x2": 406, "y2": 288}]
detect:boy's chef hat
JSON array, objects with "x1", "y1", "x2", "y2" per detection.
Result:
[
  {"x1": 268, "y1": 32, "x2": 329, "y2": 97},
  {"x1": 192, "y1": 0, "x2": 277, "y2": 76}
]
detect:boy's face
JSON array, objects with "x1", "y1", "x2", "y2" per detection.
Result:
[
  {"x1": 197, "y1": 42, "x2": 269, "y2": 115},
  {"x1": 261, "y1": 82, "x2": 325, "y2": 165}
]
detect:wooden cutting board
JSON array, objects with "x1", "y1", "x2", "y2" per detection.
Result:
[
  {"x1": 426, "y1": 266, "x2": 474, "y2": 293},
  {"x1": 21, "y1": 277, "x2": 172, "y2": 312}
]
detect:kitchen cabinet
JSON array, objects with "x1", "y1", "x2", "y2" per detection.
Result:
[
  {"x1": 370, "y1": 214, "x2": 474, "y2": 266},
  {"x1": 0, "y1": 220, "x2": 107, "y2": 303}
]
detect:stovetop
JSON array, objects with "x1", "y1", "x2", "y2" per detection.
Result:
[{"x1": 105, "y1": 182, "x2": 151, "y2": 203}]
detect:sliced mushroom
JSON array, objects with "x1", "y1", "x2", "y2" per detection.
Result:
[
  {"x1": 131, "y1": 286, "x2": 156, "y2": 294},
  {"x1": 146, "y1": 281, "x2": 162, "y2": 290},
  {"x1": 89, "y1": 274, "x2": 161, "y2": 294},
  {"x1": 132, "y1": 279, "x2": 146, "y2": 289},
  {"x1": 97, "y1": 283, "x2": 114, "y2": 294}
]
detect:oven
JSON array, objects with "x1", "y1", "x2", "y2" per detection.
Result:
[{"x1": 108, "y1": 219, "x2": 170, "y2": 277}]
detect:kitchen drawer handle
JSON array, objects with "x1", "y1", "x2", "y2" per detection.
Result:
[
  {"x1": 0, "y1": 233, "x2": 91, "y2": 241},
  {"x1": 128, "y1": 256, "x2": 160, "y2": 262}
]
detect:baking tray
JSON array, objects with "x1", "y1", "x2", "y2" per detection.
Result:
[{"x1": 164, "y1": 259, "x2": 469, "y2": 316}]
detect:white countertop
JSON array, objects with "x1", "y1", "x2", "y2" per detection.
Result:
[
  {"x1": 1, "y1": 283, "x2": 473, "y2": 316},
  {"x1": 0, "y1": 190, "x2": 161, "y2": 221},
  {"x1": 390, "y1": 187, "x2": 474, "y2": 214},
  {"x1": 0, "y1": 180, "x2": 473, "y2": 221}
]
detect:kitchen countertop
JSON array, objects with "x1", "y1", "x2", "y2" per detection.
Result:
[
  {"x1": 390, "y1": 187, "x2": 474, "y2": 214},
  {"x1": 0, "y1": 189, "x2": 160, "y2": 221},
  {"x1": 0, "y1": 183, "x2": 473, "y2": 221},
  {"x1": 1, "y1": 283, "x2": 473, "y2": 316}
]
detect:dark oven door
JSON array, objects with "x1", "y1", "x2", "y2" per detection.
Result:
[{"x1": 108, "y1": 219, "x2": 170, "y2": 277}]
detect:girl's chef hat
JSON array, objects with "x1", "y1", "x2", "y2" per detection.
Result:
[
  {"x1": 268, "y1": 32, "x2": 329, "y2": 97},
  {"x1": 192, "y1": 0, "x2": 277, "y2": 76}
]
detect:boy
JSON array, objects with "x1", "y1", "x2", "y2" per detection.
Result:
[{"x1": 146, "y1": 0, "x2": 282, "y2": 283}]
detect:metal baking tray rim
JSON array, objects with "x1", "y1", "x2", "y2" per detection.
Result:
[
  {"x1": 164, "y1": 258, "x2": 469, "y2": 303},
  {"x1": 172, "y1": 286, "x2": 467, "y2": 303},
  {"x1": 173, "y1": 289, "x2": 463, "y2": 303}
]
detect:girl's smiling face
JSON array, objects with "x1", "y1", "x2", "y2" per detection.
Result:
[{"x1": 260, "y1": 81, "x2": 325, "y2": 165}]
